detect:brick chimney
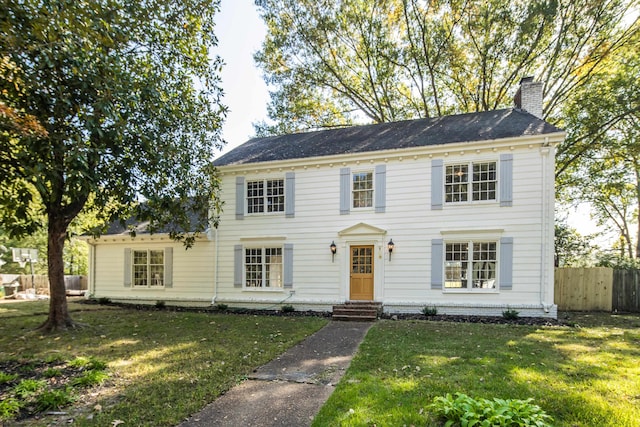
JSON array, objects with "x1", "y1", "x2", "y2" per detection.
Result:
[{"x1": 514, "y1": 76, "x2": 543, "y2": 119}]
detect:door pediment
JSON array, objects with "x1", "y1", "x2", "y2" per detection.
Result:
[{"x1": 338, "y1": 222, "x2": 387, "y2": 237}]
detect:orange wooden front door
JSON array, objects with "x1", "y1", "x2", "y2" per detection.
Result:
[{"x1": 350, "y1": 245, "x2": 374, "y2": 300}]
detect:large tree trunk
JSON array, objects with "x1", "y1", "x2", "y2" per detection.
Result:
[{"x1": 38, "y1": 215, "x2": 75, "y2": 332}]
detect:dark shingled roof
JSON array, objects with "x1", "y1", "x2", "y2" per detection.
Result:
[
  {"x1": 102, "y1": 207, "x2": 208, "y2": 236},
  {"x1": 214, "y1": 108, "x2": 562, "y2": 167}
]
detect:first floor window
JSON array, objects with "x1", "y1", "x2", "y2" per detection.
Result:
[
  {"x1": 133, "y1": 249, "x2": 164, "y2": 287},
  {"x1": 245, "y1": 247, "x2": 283, "y2": 288},
  {"x1": 444, "y1": 241, "x2": 496, "y2": 289}
]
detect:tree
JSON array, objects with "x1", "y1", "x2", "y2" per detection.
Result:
[
  {"x1": 557, "y1": 27, "x2": 640, "y2": 258},
  {"x1": 554, "y1": 222, "x2": 595, "y2": 267},
  {"x1": 254, "y1": 0, "x2": 638, "y2": 140},
  {"x1": 0, "y1": 0, "x2": 226, "y2": 331}
]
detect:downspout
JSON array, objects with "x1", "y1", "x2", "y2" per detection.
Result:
[
  {"x1": 212, "y1": 227, "x2": 219, "y2": 305},
  {"x1": 87, "y1": 240, "x2": 96, "y2": 299},
  {"x1": 540, "y1": 139, "x2": 551, "y2": 312}
]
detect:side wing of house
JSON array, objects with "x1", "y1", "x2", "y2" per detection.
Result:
[
  {"x1": 214, "y1": 134, "x2": 559, "y2": 317},
  {"x1": 85, "y1": 235, "x2": 215, "y2": 306}
]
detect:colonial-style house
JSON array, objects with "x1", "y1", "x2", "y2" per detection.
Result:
[{"x1": 84, "y1": 78, "x2": 564, "y2": 318}]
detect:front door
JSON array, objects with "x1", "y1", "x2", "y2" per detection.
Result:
[{"x1": 350, "y1": 245, "x2": 374, "y2": 300}]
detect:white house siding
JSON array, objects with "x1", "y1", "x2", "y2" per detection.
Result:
[
  {"x1": 215, "y1": 134, "x2": 561, "y2": 317},
  {"x1": 87, "y1": 236, "x2": 215, "y2": 306}
]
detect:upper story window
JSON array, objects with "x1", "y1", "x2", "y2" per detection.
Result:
[
  {"x1": 247, "y1": 179, "x2": 284, "y2": 214},
  {"x1": 445, "y1": 161, "x2": 497, "y2": 203},
  {"x1": 352, "y1": 171, "x2": 373, "y2": 208},
  {"x1": 444, "y1": 241, "x2": 497, "y2": 289},
  {"x1": 132, "y1": 249, "x2": 164, "y2": 287}
]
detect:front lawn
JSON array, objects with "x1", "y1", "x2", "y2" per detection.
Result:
[
  {"x1": 0, "y1": 299, "x2": 328, "y2": 425},
  {"x1": 314, "y1": 312, "x2": 640, "y2": 426}
]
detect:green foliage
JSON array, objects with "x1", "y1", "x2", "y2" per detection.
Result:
[
  {"x1": 0, "y1": 0, "x2": 226, "y2": 329},
  {"x1": 422, "y1": 306, "x2": 438, "y2": 316},
  {"x1": 255, "y1": 0, "x2": 637, "y2": 134},
  {"x1": 71, "y1": 370, "x2": 109, "y2": 387},
  {"x1": 214, "y1": 303, "x2": 229, "y2": 311},
  {"x1": 97, "y1": 297, "x2": 112, "y2": 305},
  {"x1": 68, "y1": 356, "x2": 107, "y2": 371},
  {"x1": 13, "y1": 379, "x2": 47, "y2": 399},
  {"x1": 0, "y1": 371, "x2": 19, "y2": 384},
  {"x1": 281, "y1": 304, "x2": 295, "y2": 313},
  {"x1": 502, "y1": 308, "x2": 520, "y2": 320},
  {"x1": 554, "y1": 221, "x2": 595, "y2": 267},
  {"x1": 430, "y1": 393, "x2": 553, "y2": 427},
  {"x1": 42, "y1": 368, "x2": 62, "y2": 378},
  {"x1": 155, "y1": 300, "x2": 166, "y2": 310},
  {"x1": 35, "y1": 388, "x2": 75, "y2": 412},
  {"x1": 0, "y1": 397, "x2": 21, "y2": 421}
]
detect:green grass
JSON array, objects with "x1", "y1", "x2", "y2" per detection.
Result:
[
  {"x1": 0, "y1": 299, "x2": 328, "y2": 425},
  {"x1": 313, "y1": 312, "x2": 640, "y2": 426}
]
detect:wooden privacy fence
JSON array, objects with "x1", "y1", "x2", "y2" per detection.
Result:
[
  {"x1": 555, "y1": 267, "x2": 640, "y2": 312},
  {"x1": 14, "y1": 275, "x2": 88, "y2": 294}
]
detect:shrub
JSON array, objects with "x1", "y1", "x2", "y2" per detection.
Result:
[
  {"x1": 155, "y1": 300, "x2": 166, "y2": 309},
  {"x1": 71, "y1": 369, "x2": 109, "y2": 387},
  {"x1": 0, "y1": 397, "x2": 21, "y2": 421},
  {"x1": 68, "y1": 356, "x2": 107, "y2": 371},
  {"x1": 13, "y1": 379, "x2": 47, "y2": 399},
  {"x1": 0, "y1": 371, "x2": 19, "y2": 385},
  {"x1": 97, "y1": 297, "x2": 111, "y2": 305},
  {"x1": 42, "y1": 367, "x2": 62, "y2": 378},
  {"x1": 422, "y1": 306, "x2": 438, "y2": 316},
  {"x1": 35, "y1": 388, "x2": 75, "y2": 412},
  {"x1": 502, "y1": 308, "x2": 520, "y2": 320},
  {"x1": 281, "y1": 304, "x2": 295, "y2": 313},
  {"x1": 214, "y1": 303, "x2": 228, "y2": 311},
  {"x1": 430, "y1": 392, "x2": 553, "y2": 427}
]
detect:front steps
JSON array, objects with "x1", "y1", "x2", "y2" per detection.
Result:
[{"x1": 332, "y1": 302, "x2": 382, "y2": 321}]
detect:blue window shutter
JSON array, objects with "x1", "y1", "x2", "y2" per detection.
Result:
[
  {"x1": 285, "y1": 172, "x2": 295, "y2": 218},
  {"x1": 340, "y1": 167, "x2": 351, "y2": 215},
  {"x1": 124, "y1": 248, "x2": 131, "y2": 287},
  {"x1": 235, "y1": 176, "x2": 245, "y2": 219},
  {"x1": 164, "y1": 247, "x2": 173, "y2": 288},
  {"x1": 500, "y1": 237, "x2": 513, "y2": 290},
  {"x1": 283, "y1": 243, "x2": 293, "y2": 289},
  {"x1": 431, "y1": 159, "x2": 443, "y2": 210},
  {"x1": 375, "y1": 164, "x2": 386, "y2": 213},
  {"x1": 234, "y1": 245, "x2": 243, "y2": 288},
  {"x1": 500, "y1": 154, "x2": 513, "y2": 207},
  {"x1": 431, "y1": 239, "x2": 443, "y2": 289}
]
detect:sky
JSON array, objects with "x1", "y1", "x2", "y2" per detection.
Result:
[
  {"x1": 212, "y1": 0, "x2": 605, "y2": 240},
  {"x1": 213, "y1": 0, "x2": 269, "y2": 156}
]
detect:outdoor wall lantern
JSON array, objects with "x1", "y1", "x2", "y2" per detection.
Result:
[
  {"x1": 387, "y1": 239, "x2": 395, "y2": 261},
  {"x1": 330, "y1": 241, "x2": 337, "y2": 262}
]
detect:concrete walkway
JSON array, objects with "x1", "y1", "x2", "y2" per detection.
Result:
[{"x1": 178, "y1": 321, "x2": 372, "y2": 427}]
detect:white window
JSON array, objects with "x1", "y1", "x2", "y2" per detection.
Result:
[
  {"x1": 247, "y1": 179, "x2": 285, "y2": 214},
  {"x1": 245, "y1": 247, "x2": 283, "y2": 288},
  {"x1": 445, "y1": 161, "x2": 497, "y2": 203},
  {"x1": 132, "y1": 249, "x2": 164, "y2": 287},
  {"x1": 444, "y1": 241, "x2": 497, "y2": 289},
  {"x1": 352, "y1": 171, "x2": 373, "y2": 208}
]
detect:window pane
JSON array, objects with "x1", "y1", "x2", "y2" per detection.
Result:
[
  {"x1": 247, "y1": 181, "x2": 264, "y2": 213},
  {"x1": 245, "y1": 248, "x2": 263, "y2": 287},
  {"x1": 445, "y1": 243, "x2": 468, "y2": 288},
  {"x1": 445, "y1": 165, "x2": 468, "y2": 203},
  {"x1": 266, "y1": 179, "x2": 285, "y2": 212},
  {"x1": 472, "y1": 162, "x2": 496, "y2": 201},
  {"x1": 265, "y1": 248, "x2": 283, "y2": 287},
  {"x1": 472, "y1": 242, "x2": 497, "y2": 288},
  {"x1": 352, "y1": 172, "x2": 373, "y2": 208}
]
